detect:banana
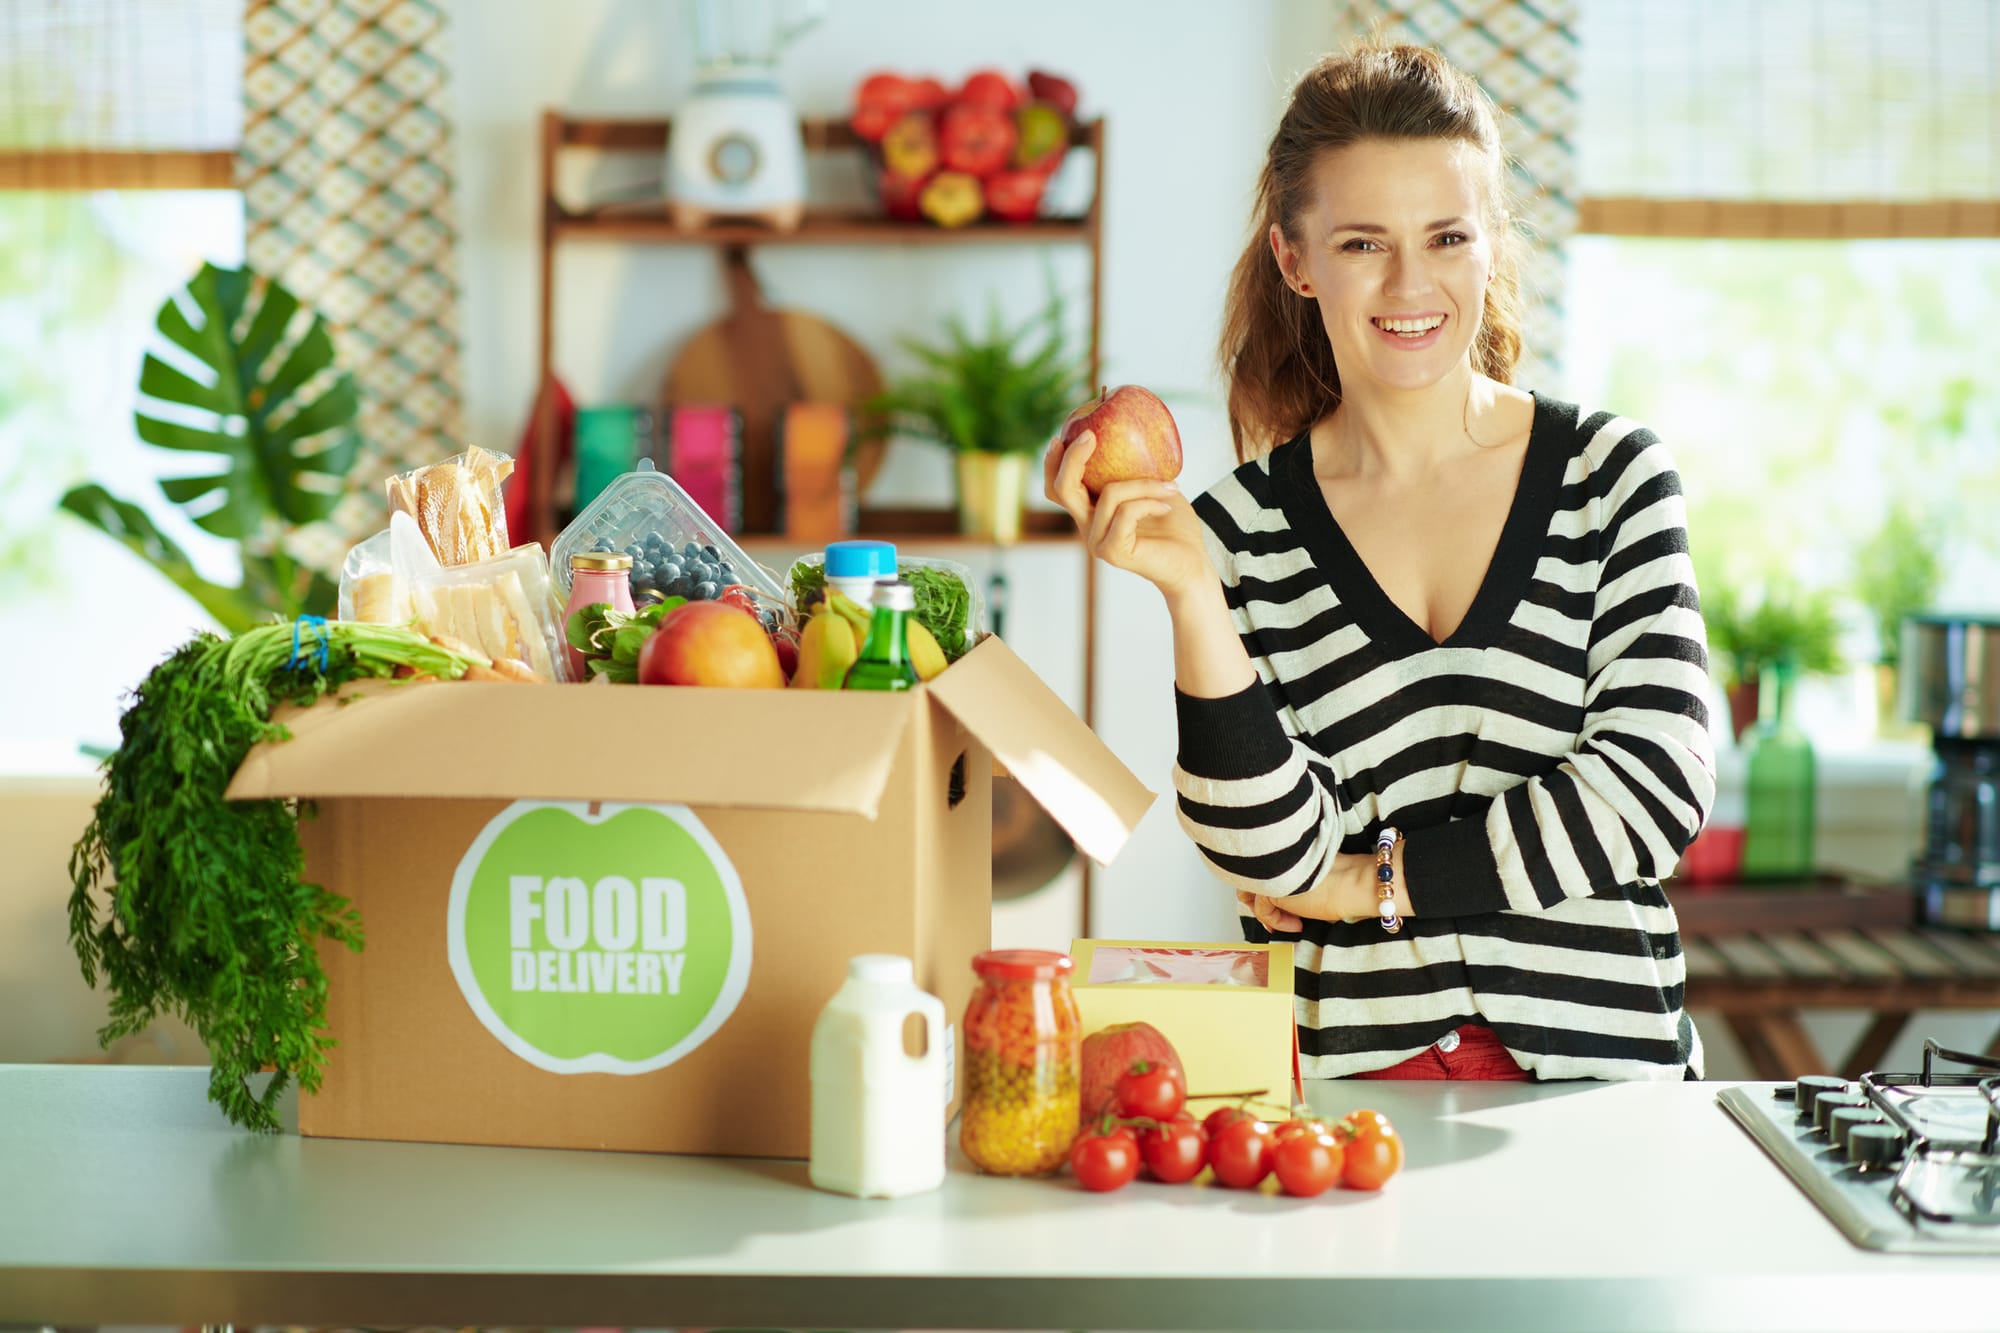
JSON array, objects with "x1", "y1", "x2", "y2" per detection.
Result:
[
  {"x1": 827, "y1": 587, "x2": 945, "y2": 682},
  {"x1": 907, "y1": 619, "x2": 947, "y2": 681},
  {"x1": 827, "y1": 589, "x2": 873, "y2": 639},
  {"x1": 789, "y1": 612, "x2": 829, "y2": 688},
  {"x1": 815, "y1": 607, "x2": 860, "y2": 689}
]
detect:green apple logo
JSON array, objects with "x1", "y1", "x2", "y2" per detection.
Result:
[{"x1": 447, "y1": 801, "x2": 752, "y2": 1074}]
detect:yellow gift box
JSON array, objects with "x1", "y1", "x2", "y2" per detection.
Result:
[{"x1": 1069, "y1": 939, "x2": 1300, "y2": 1111}]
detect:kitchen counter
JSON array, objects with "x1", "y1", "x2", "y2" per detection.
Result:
[{"x1": 0, "y1": 1065, "x2": 1991, "y2": 1331}]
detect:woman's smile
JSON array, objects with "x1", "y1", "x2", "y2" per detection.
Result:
[{"x1": 1369, "y1": 312, "x2": 1448, "y2": 348}]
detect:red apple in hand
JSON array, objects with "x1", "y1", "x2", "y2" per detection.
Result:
[{"x1": 1058, "y1": 385, "x2": 1183, "y2": 498}]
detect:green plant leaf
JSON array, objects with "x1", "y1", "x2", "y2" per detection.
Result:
[
  {"x1": 57, "y1": 484, "x2": 264, "y2": 633},
  {"x1": 875, "y1": 276, "x2": 1089, "y2": 456},
  {"x1": 137, "y1": 261, "x2": 359, "y2": 539}
]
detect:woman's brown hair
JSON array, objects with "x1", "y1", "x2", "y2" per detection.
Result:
[{"x1": 1218, "y1": 41, "x2": 1525, "y2": 461}]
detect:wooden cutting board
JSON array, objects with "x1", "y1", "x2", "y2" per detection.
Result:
[{"x1": 661, "y1": 248, "x2": 885, "y2": 533}]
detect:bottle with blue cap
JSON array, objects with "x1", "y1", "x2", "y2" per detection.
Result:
[{"x1": 822, "y1": 539, "x2": 898, "y2": 610}]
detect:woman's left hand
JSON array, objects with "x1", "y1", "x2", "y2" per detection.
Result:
[{"x1": 1236, "y1": 853, "x2": 1372, "y2": 931}]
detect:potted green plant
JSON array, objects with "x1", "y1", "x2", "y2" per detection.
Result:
[
  {"x1": 1703, "y1": 578, "x2": 1844, "y2": 741},
  {"x1": 867, "y1": 285, "x2": 1088, "y2": 543},
  {"x1": 58, "y1": 261, "x2": 360, "y2": 630},
  {"x1": 1853, "y1": 502, "x2": 1944, "y2": 736}
]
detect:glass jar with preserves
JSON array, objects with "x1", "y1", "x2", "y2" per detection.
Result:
[{"x1": 960, "y1": 949, "x2": 1079, "y2": 1176}]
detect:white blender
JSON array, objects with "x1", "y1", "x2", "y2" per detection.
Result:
[{"x1": 665, "y1": 0, "x2": 825, "y2": 232}]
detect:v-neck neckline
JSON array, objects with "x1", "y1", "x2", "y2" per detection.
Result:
[{"x1": 1273, "y1": 392, "x2": 1572, "y2": 656}]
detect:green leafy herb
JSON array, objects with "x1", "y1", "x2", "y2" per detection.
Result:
[
  {"x1": 573, "y1": 599, "x2": 684, "y2": 683},
  {"x1": 790, "y1": 562, "x2": 972, "y2": 659},
  {"x1": 67, "y1": 621, "x2": 483, "y2": 1132}
]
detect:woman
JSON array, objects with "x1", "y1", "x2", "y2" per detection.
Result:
[{"x1": 1046, "y1": 42, "x2": 1715, "y2": 1082}]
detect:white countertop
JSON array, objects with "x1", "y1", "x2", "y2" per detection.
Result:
[{"x1": 0, "y1": 1065, "x2": 1989, "y2": 1330}]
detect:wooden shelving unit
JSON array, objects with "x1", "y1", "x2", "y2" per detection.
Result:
[{"x1": 532, "y1": 108, "x2": 1112, "y2": 927}]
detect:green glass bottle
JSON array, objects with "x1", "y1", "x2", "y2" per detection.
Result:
[
  {"x1": 843, "y1": 579, "x2": 920, "y2": 692},
  {"x1": 1740, "y1": 657, "x2": 1818, "y2": 881}
]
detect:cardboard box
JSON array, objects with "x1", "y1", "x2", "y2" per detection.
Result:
[
  {"x1": 226, "y1": 636, "x2": 1152, "y2": 1158},
  {"x1": 1069, "y1": 939, "x2": 1300, "y2": 1110}
]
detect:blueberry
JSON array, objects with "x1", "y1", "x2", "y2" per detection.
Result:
[
  {"x1": 701, "y1": 544, "x2": 720, "y2": 562},
  {"x1": 694, "y1": 580, "x2": 720, "y2": 600},
  {"x1": 658, "y1": 560, "x2": 683, "y2": 584},
  {"x1": 716, "y1": 564, "x2": 736, "y2": 585},
  {"x1": 623, "y1": 543, "x2": 645, "y2": 558}
]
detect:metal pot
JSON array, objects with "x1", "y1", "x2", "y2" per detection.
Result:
[{"x1": 1899, "y1": 615, "x2": 2000, "y2": 739}]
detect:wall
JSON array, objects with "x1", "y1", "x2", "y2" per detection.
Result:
[
  {"x1": 448, "y1": 0, "x2": 1346, "y2": 948},
  {"x1": 4, "y1": 0, "x2": 1989, "y2": 1078}
]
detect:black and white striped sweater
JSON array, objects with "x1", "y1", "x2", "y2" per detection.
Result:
[{"x1": 1176, "y1": 394, "x2": 1715, "y2": 1081}]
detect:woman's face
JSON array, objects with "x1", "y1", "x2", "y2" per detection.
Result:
[{"x1": 1272, "y1": 137, "x2": 1498, "y2": 396}]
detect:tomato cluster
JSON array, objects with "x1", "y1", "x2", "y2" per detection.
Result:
[{"x1": 1065, "y1": 1059, "x2": 1406, "y2": 1197}]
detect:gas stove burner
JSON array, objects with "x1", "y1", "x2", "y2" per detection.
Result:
[
  {"x1": 1719, "y1": 1040, "x2": 2000, "y2": 1252},
  {"x1": 1856, "y1": 1042, "x2": 2000, "y2": 1227}
]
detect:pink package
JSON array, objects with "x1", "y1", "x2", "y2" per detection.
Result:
[
  {"x1": 664, "y1": 405, "x2": 742, "y2": 532},
  {"x1": 1086, "y1": 947, "x2": 1269, "y2": 988}
]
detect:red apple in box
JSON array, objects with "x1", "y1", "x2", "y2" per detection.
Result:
[
  {"x1": 638, "y1": 601, "x2": 785, "y2": 689},
  {"x1": 1059, "y1": 385, "x2": 1183, "y2": 498}
]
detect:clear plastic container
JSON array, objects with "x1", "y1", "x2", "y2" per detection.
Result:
[
  {"x1": 550, "y1": 459, "x2": 789, "y2": 620},
  {"x1": 409, "y1": 542, "x2": 569, "y2": 682},
  {"x1": 338, "y1": 529, "x2": 408, "y2": 625},
  {"x1": 789, "y1": 551, "x2": 984, "y2": 660}
]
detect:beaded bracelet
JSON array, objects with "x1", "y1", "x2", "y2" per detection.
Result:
[{"x1": 1374, "y1": 827, "x2": 1403, "y2": 934}]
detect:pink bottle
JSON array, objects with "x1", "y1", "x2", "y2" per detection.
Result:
[{"x1": 564, "y1": 552, "x2": 634, "y2": 681}]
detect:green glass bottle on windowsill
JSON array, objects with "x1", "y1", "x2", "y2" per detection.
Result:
[{"x1": 1740, "y1": 657, "x2": 1817, "y2": 881}]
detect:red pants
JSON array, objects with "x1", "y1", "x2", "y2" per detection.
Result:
[{"x1": 1351, "y1": 1023, "x2": 1532, "y2": 1081}]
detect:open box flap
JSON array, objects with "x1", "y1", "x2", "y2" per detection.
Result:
[
  {"x1": 225, "y1": 679, "x2": 912, "y2": 818},
  {"x1": 927, "y1": 636, "x2": 1155, "y2": 865}
]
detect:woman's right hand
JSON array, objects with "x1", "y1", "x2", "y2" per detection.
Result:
[{"x1": 1044, "y1": 430, "x2": 1215, "y2": 600}]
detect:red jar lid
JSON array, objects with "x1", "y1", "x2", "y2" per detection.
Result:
[{"x1": 972, "y1": 949, "x2": 1073, "y2": 981}]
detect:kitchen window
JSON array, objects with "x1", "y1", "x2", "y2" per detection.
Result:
[
  {"x1": 1563, "y1": 0, "x2": 2000, "y2": 756},
  {"x1": 0, "y1": 0, "x2": 244, "y2": 768}
]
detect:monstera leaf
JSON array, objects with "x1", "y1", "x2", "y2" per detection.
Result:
[{"x1": 59, "y1": 262, "x2": 359, "y2": 627}]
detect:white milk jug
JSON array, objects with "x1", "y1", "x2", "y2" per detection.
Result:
[{"x1": 809, "y1": 953, "x2": 947, "y2": 1198}]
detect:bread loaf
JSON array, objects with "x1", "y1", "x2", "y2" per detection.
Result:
[{"x1": 385, "y1": 445, "x2": 515, "y2": 566}]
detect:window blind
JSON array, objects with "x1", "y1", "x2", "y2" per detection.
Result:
[
  {"x1": 1577, "y1": 0, "x2": 2000, "y2": 236},
  {"x1": 0, "y1": 0, "x2": 240, "y2": 186}
]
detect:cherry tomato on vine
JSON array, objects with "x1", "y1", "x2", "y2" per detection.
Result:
[
  {"x1": 1344, "y1": 1108, "x2": 1396, "y2": 1137},
  {"x1": 1070, "y1": 1125, "x2": 1141, "y2": 1192},
  {"x1": 1273, "y1": 1116, "x2": 1333, "y2": 1144},
  {"x1": 1339, "y1": 1112, "x2": 1405, "y2": 1191},
  {"x1": 1138, "y1": 1113, "x2": 1207, "y2": 1184},
  {"x1": 1207, "y1": 1116, "x2": 1277, "y2": 1189},
  {"x1": 1273, "y1": 1130, "x2": 1345, "y2": 1197},
  {"x1": 1203, "y1": 1105, "x2": 1249, "y2": 1140},
  {"x1": 1114, "y1": 1060, "x2": 1186, "y2": 1121}
]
